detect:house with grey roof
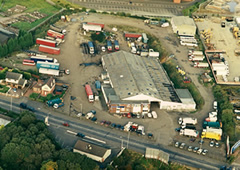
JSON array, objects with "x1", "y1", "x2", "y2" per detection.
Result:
[
  {"x1": 5, "y1": 72, "x2": 27, "y2": 89},
  {"x1": 73, "y1": 140, "x2": 111, "y2": 163},
  {"x1": 101, "y1": 51, "x2": 196, "y2": 113}
]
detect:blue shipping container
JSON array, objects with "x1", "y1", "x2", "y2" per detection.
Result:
[
  {"x1": 95, "y1": 81, "x2": 101, "y2": 90},
  {"x1": 37, "y1": 61, "x2": 60, "y2": 70}
]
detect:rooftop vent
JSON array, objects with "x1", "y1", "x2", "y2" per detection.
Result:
[
  {"x1": 86, "y1": 144, "x2": 92, "y2": 150},
  {"x1": 120, "y1": 75, "x2": 123, "y2": 78}
]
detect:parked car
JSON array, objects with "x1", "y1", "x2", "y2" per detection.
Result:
[
  {"x1": 105, "y1": 121, "x2": 111, "y2": 126},
  {"x1": 111, "y1": 123, "x2": 116, "y2": 128},
  {"x1": 120, "y1": 126, "x2": 124, "y2": 130},
  {"x1": 190, "y1": 138, "x2": 196, "y2": 143},
  {"x1": 127, "y1": 113, "x2": 131, "y2": 118},
  {"x1": 100, "y1": 120, "x2": 106, "y2": 125},
  {"x1": 188, "y1": 146, "x2": 193, "y2": 152},
  {"x1": 147, "y1": 113, "x2": 152, "y2": 118},
  {"x1": 91, "y1": 117, "x2": 97, "y2": 122},
  {"x1": 202, "y1": 149, "x2": 208, "y2": 156},
  {"x1": 90, "y1": 110, "x2": 96, "y2": 114},
  {"x1": 210, "y1": 140, "x2": 215, "y2": 147},
  {"x1": 148, "y1": 133, "x2": 154, "y2": 139},
  {"x1": 175, "y1": 128, "x2": 181, "y2": 132},
  {"x1": 197, "y1": 148, "x2": 203, "y2": 154},
  {"x1": 179, "y1": 143, "x2": 186, "y2": 149},
  {"x1": 76, "y1": 133, "x2": 85, "y2": 138},
  {"x1": 62, "y1": 122, "x2": 69, "y2": 127},
  {"x1": 116, "y1": 124, "x2": 121, "y2": 129},
  {"x1": 175, "y1": 142, "x2": 180, "y2": 148},
  {"x1": 198, "y1": 139, "x2": 204, "y2": 145},
  {"x1": 20, "y1": 103, "x2": 27, "y2": 109},
  {"x1": 215, "y1": 142, "x2": 220, "y2": 148},
  {"x1": 193, "y1": 147, "x2": 199, "y2": 153}
]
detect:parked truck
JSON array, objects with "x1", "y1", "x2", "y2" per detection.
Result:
[
  {"x1": 178, "y1": 117, "x2": 197, "y2": 125},
  {"x1": 36, "y1": 61, "x2": 60, "y2": 70},
  {"x1": 87, "y1": 22, "x2": 104, "y2": 29},
  {"x1": 203, "y1": 121, "x2": 222, "y2": 129},
  {"x1": 179, "y1": 129, "x2": 199, "y2": 138},
  {"x1": 85, "y1": 84, "x2": 94, "y2": 102},
  {"x1": 50, "y1": 25, "x2": 66, "y2": 34},
  {"x1": 189, "y1": 56, "x2": 205, "y2": 61},
  {"x1": 47, "y1": 98, "x2": 63, "y2": 107},
  {"x1": 188, "y1": 50, "x2": 203, "y2": 56},
  {"x1": 88, "y1": 41, "x2": 94, "y2": 54},
  {"x1": 201, "y1": 131, "x2": 221, "y2": 141},
  {"x1": 47, "y1": 30, "x2": 64, "y2": 39},
  {"x1": 114, "y1": 40, "x2": 119, "y2": 51},
  {"x1": 39, "y1": 45, "x2": 60, "y2": 55},
  {"x1": 194, "y1": 62, "x2": 209, "y2": 68},
  {"x1": 204, "y1": 126, "x2": 222, "y2": 136},
  {"x1": 107, "y1": 41, "x2": 112, "y2": 52}
]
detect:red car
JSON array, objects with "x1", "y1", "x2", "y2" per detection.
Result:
[
  {"x1": 62, "y1": 123, "x2": 70, "y2": 127},
  {"x1": 127, "y1": 113, "x2": 131, "y2": 118}
]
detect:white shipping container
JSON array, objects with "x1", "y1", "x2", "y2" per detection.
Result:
[
  {"x1": 39, "y1": 68, "x2": 59, "y2": 76},
  {"x1": 82, "y1": 24, "x2": 102, "y2": 32}
]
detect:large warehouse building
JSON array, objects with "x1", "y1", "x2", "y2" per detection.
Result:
[
  {"x1": 101, "y1": 51, "x2": 196, "y2": 114},
  {"x1": 171, "y1": 16, "x2": 196, "y2": 36}
]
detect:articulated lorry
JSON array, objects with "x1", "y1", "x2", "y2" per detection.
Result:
[
  {"x1": 180, "y1": 129, "x2": 199, "y2": 138},
  {"x1": 203, "y1": 121, "x2": 222, "y2": 129},
  {"x1": 88, "y1": 41, "x2": 94, "y2": 54},
  {"x1": 204, "y1": 126, "x2": 222, "y2": 136},
  {"x1": 189, "y1": 56, "x2": 205, "y2": 61},
  {"x1": 178, "y1": 117, "x2": 197, "y2": 125},
  {"x1": 50, "y1": 25, "x2": 66, "y2": 34},
  {"x1": 47, "y1": 30, "x2": 64, "y2": 39},
  {"x1": 201, "y1": 131, "x2": 221, "y2": 141},
  {"x1": 39, "y1": 45, "x2": 60, "y2": 55},
  {"x1": 85, "y1": 84, "x2": 94, "y2": 103},
  {"x1": 194, "y1": 62, "x2": 209, "y2": 68},
  {"x1": 36, "y1": 38, "x2": 57, "y2": 47}
]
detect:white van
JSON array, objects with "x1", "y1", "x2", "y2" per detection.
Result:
[{"x1": 151, "y1": 111, "x2": 158, "y2": 119}]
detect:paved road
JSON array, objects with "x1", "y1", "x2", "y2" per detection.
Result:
[
  {"x1": 70, "y1": 0, "x2": 196, "y2": 17},
  {"x1": 0, "y1": 96, "x2": 226, "y2": 169}
]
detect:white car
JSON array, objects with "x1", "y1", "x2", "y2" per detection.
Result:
[
  {"x1": 175, "y1": 142, "x2": 180, "y2": 148},
  {"x1": 101, "y1": 46, "x2": 106, "y2": 52},
  {"x1": 197, "y1": 148, "x2": 203, "y2": 154},
  {"x1": 147, "y1": 113, "x2": 152, "y2": 118},
  {"x1": 202, "y1": 149, "x2": 208, "y2": 156},
  {"x1": 210, "y1": 140, "x2": 215, "y2": 147},
  {"x1": 179, "y1": 143, "x2": 186, "y2": 149},
  {"x1": 213, "y1": 101, "x2": 217, "y2": 110}
]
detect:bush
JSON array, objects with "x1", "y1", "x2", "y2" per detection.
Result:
[
  {"x1": 29, "y1": 93, "x2": 39, "y2": 100},
  {"x1": 0, "y1": 85, "x2": 9, "y2": 93},
  {"x1": 23, "y1": 72, "x2": 31, "y2": 80},
  {"x1": 90, "y1": 32, "x2": 105, "y2": 43}
]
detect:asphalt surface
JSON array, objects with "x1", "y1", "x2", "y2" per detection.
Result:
[
  {"x1": 0, "y1": 96, "x2": 227, "y2": 169},
  {"x1": 70, "y1": 0, "x2": 198, "y2": 17}
]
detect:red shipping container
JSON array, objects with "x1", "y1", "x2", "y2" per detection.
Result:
[
  {"x1": 47, "y1": 30, "x2": 64, "y2": 39},
  {"x1": 36, "y1": 38, "x2": 56, "y2": 47},
  {"x1": 124, "y1": 32, "x2": 142, "y2": 38},
  {"x1": 39, "y1": 45, "x2": 60, "y2": 55},
  {"x1": 87, "y1": 22, "x2": 104, "y2": 29}
]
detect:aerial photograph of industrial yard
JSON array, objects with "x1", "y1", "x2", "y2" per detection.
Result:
[{"x1": 1, "y1": 0, "x2": 240, "y2": 169}]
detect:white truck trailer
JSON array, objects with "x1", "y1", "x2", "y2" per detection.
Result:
[
  {"x1": 204, "y1": 126, "x2": 222, "y2": 136},
  {"x1": 189, "y1": 56, "x2": 205, "y2": 61},
  {"x1": 178, "y1": 117, "x2": 197, "y2": 125},
  {"x1": 82, "y1": 23, "x2": 102, "y2": 32},
  {"x1": 180, "y1": 129, "x2": 199, "y2": 137},
  {"x1": 188, "y1": 50, "x2": 203, "y2": 56},
  {"x1": 194, "y1": 62, "x2": 209, "y2": 68}
]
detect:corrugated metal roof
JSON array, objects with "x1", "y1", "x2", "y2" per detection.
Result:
[
  {"x1": 172, "y1": 16, "x2": 195, "y2": 27},
  {"x1": 102, "y1": 51, "x2": 177, "y2": 102}
]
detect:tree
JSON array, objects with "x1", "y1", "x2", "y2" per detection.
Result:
[
  {"x1": 41, "y1": 160, "x2": 58, "y2": 170},
  {"x1": 0, "y1": 45, "x2": 3, "y2": 57},
  {"x1": 2, "y1": 44, "x2": 8, "y2": 57},
  {"x1": 18, "y1": 36, "x2": 25, "y2": 49},
  {"x1": 19, "y1": 112, "x2": 36, "y2": 127},
  {"x1": 7, "y1": 38, "x2": 14, "y2": 53}
]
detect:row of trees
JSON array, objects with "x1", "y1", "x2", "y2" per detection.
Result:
[
  {"x1": 0, "y1": 112, "x2": 98, "y2": 170},
  {"x1": 162, "y1": 61, "x2": 204, "y2": 110},
  {"x1": 213, "y1": 85, "x2": 235, "y2": 141},
  {"x1": 0, "y1": 30, "x2": 34, "y2": 58}
]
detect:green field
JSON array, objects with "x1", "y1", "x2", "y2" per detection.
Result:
[{"x1": 1, "y1": 0, "x2": 60, "y2": 31}]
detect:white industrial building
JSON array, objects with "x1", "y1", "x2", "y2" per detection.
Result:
[
  {"x1": 171, "y1": 16, "x2": 196, "y2": 36},
  {"x1": 73, "y1": 140, "x2": 111, "y2": 163},
  {"x1": 175, "y1": 89, "x2": 196, "y2": 110},
  {"x1": 101, "y1": 51, "x2": 196, "y2": 113}
]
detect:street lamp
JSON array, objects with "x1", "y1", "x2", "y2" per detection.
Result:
[{"x1": 120, "y1": 136, "x2": 123, "y2": 149}]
